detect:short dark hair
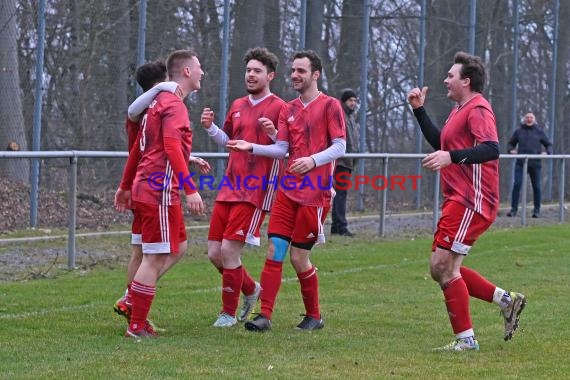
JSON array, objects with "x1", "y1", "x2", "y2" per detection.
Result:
[
  {"x1": 454, "y1": 51, "x2": 486, "y2": 93},
  {"x1": 135, "y1": 61, "x2": 167, "y2": 92},
  {"x1": 244, "y1": 47, "x2": 279, "y2": 73},
  {"x1": 166, "y1": 49, "x2": 198, "y2": 79},
  {"x1": 292, "y1": 50, "x2": 322, "y2": 73}
]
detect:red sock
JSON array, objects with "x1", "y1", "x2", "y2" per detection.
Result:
[
  {"x1": 297, "y1": 266, "x2": 320, "y2": 319},
  {"x1": 442, "y1": 276, "x2": 472, "y2": 334},
  {"x1": 259, "y1": 259, "x2": 283, "y2": 320},
  {"x1": 126, "y1": 282, "x2": 133, "y2": 301},
  {"x1": 460, "y1": 266, "x2": 495, "y2": 302},
  {"x1": 241, "y1": 265, "x2": 256, "y2": 296},
  {"x1": 129, "y1": 281, "x2": 156, "y2": 332},
  {"x1": 222, "y1": 267, "x2": 243, "y2": 317}
]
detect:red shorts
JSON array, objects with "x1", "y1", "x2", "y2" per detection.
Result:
[
  {"x1": 133, "y1": 201, "x2": 187, "y2": 254},
  {"x1": 432, "y1": 200, "x2": 493, "y2": 255},
  {"x1": 267, "y1": 191, "x2": 329, "y2": 247},
  {"x1": 208, "y1": 201, "x2": 266, "y2": 246},
  {"x1": 131, "y1": 209, "x2": 142, "y2": 245}
]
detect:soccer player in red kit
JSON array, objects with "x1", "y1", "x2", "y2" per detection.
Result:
[
  {"x1": 407, "y1": 51, "x2": 526, "y2": 351},
  {"x1": 200, "y1": 47, "x2": 286, "y2": 327},
  {"x1": 117, "y1": 49, "x2": 205, "y2": 338},
  {"x1": 227, "y1": 50, "x2": 346, "y2": 331},
  {"x1": 114, "y1": 61, "x2": 170, "y2": 322},
  {"x1": 114, "y1": 62, "x2": 209, "y2": 325}
]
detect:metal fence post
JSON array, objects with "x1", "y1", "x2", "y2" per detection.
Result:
[
  {"x1": 520, "y1": 158, "x2": 528, "y2": 226},
  {"x1": 560, "y1": 158, "x2": 565, "y2": 222},
  {"x1": 378, "y1": 157, "x2": 388, "y2": 237},
  {"x1": 67, "y1": 155, "x2": 78, "y2": 269},
  {"x1": 30, "y1": 0, "x2": 46, "y2": 227}
]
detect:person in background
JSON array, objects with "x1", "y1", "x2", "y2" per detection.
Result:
[
  {"x1": 331, "y1": 88, "x2": 360, "y2": 237},
  {"x1": 506, "y1": 112, "x2": 552, "y2": 218}
]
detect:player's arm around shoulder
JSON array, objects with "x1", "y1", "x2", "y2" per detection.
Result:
[{"x1": 128, "y1": 82, "x2": 178, "y2": 121}]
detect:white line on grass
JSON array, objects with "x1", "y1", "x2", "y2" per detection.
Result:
[{"x1": 0, "y1": 259, "x2": 425, "y2": 320}]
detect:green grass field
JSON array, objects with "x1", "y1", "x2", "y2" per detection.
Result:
[{"x1": 1, "y1": 223, "x2": 569, "y2": 379}]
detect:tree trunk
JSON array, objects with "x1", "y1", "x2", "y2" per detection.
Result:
[
  {"x1": 306, "y1": 0, "x2": 324, "y2": 54},
  {"x1": 336, "y1": 0, "x2": 364, "y2": 96},
  {"x1": 228, "y1": 0, "x2": 264, "y2": 102},
  {"x1": 481, "y1": 0, "x2": 512, "y2": 196},
  {"x1": 195, "y1": 0, "x2": 224, "y2": 152},
  {"x1": 263, "y1": 0, "x2": 286, "y2": 96},
  {"x1": 555, "y1": 0, "x2": 570, "y2": 195},
  {"x1": 0, "y1": 0, "x2": 29, "y2": 183},
  {"x1": 425, "y1": 0, "x2": 468, "y2": 127},
  {"x1": 108, "y1": 0, "x2": 130, "y2": 151}
]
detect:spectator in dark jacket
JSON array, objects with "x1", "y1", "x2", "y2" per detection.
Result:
[
  {"x1": 506, "y1": 112, "x2": 552, "y2": 218},
  {"x1": 331, "y1": 89, "x2": 360, "y2": 236}
]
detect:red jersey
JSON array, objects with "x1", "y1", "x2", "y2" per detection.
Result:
[
  {"x1": 125, "y1": 118, "x2": 140, "y2": 152},
  {"x1": 277, "y1": 93, "x2": 345, "y2": 207},
  {"x1": 131, "y1": 92, "x2": 193, "y2": 206},
  {"x1": 218, "y1": 94, "x2": 285, "y2": 210},
  {"x1": 440, "y1": 94, "x2": 499, "y2": 221}
]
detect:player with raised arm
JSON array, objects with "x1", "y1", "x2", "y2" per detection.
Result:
[
  {"x1": 227, "y1": 50, "x2": 346, "y2": 331},
  {"x1": 200, "y1": 47, "x2": 285, "y2": 327},
  {"x1": 407, "y1": 52, "x2": 526, "y2": 351}
]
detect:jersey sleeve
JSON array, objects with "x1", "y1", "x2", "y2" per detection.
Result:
[
  {"x1": 119, "y1": 138, "x2": 141, "y2": 190},
  {"x1": 507, "y1": 129, "x2": 519, "y2": 151},
  {"x1": 222, "y1": 103, "x2": 236, "y2": 139},
  {"x1": 467, "y1": 106, "x2": 498, "y2": 143},
  {"x1": 125, "y1": 118, "x2": 139, "y2": 152},
  {"x1": 327, "y1": 99, "x2": 346, "y2": 141},
  {"x1": 276, "y1": 104, "x2": 290, "y2": 143}
]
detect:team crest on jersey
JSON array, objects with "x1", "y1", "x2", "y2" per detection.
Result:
[
  {"x1": 287, "y1": 115, "x2": 295, "y2": 123},
  {"x1": 233, "y1": 112, "x2": 241, "y2": 118}
]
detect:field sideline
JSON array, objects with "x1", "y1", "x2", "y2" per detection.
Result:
[{"x1": 1, "y1": 223, "x2": 569, "y2": 379}]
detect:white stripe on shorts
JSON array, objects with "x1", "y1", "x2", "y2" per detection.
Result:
[{"x1": 452, "y1": 208, "x2": 474, "y2": 255}]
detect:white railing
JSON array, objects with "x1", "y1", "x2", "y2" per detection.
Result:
[{"x1": 1, "y1": 151, "x2": 568, "y2": 268}]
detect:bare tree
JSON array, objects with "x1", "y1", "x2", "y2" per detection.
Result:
[
  {"x1": 263, "y1": 0, "x2": 287, "y2": 96},
  {"x1": 424, "y1": 0, "x2": 469, "y2": 127},
  {"x1": 4, "y1": 0, "x2": 566, "y2": 204},
  {"x1": 0, "y1": 0, "x2": 29, "y2": 183},
  {"x1": 479, "y1": 0, "x2": 513, "y2": 142},
  {"x1": 335, "y1": 0, "x2": 364, "y2": 95},
  {"x1": 556, "y1": 0, "x2": 570, "y2": 157},
  {"x1": 228, "y1": 0, "x2": 264, "y2": 102},
  {"x1": 306, "y1": 0, "x2": 325, "y2": 57}
]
